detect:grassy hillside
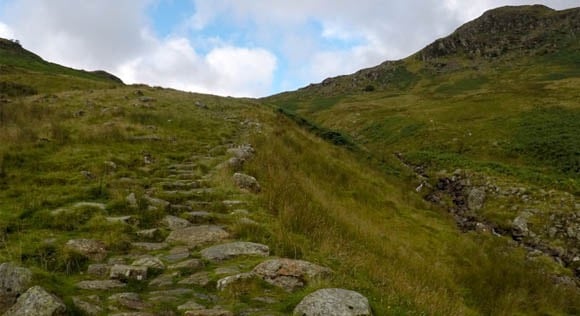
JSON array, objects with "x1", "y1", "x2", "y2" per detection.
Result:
[{"x1": 1, "y1": 6, "x2": 580, "y2": 314}]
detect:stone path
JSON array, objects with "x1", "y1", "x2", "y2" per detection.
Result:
[{"x1": 0, "y1": 143, "x2": 371, "y2": 315}]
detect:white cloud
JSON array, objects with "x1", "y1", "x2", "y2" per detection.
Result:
[
  {"x1": 117, "y1": 37, "x2": 277, "y2": 97},
  {"x1": 0, "y1": 22, "x2": 14, "y2": 39}
]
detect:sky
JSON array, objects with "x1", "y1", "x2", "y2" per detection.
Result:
[{"x1": 0, "y1": 1, "x2": 578, "y2": 97}]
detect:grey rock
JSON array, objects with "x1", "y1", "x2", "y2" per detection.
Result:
[
  {"x1": 232, "y1": 173, "x2": 261, "y2": 193},
  {"x1": 72, "y1": 296, "x2": 103, "y2": 315},
  {"x1": 149, "y1": 274, "x2": 175, "y2": 287},
  {"x1": 201, "y1": 242, "x2": 269, "y2": 261},
  {"x1": 75, "y1": 280, "x2": 126, "y2": 290},
  {"x1": 163, "y1": 247, "x2": 191, "y2": 262},
  {"x1": 227, "y1": 144, "x2": 255, "y2": 161},
  {"x1": 168, "y1": 259, "x2": 203, "y2": 270},
  {"x1": 293, "y1": 288, "x2": 371, "y2": 316},
  {"x1": 512, "y1": 211, "x2": 533, "y2": 239},
  {"x1": 110, "y1": 313, "x2": 155, "y2": 316},
  {"x1": 184, "y1": 309, "x2": 234, "y2": 316},
  {"x1": 147, "y1": 288, "x2": 193, "y2": 297},
  {"x1": 216, "y1": 273, "x2": 255, "y2": 291},
  {"x1": 178, "y1": 300, "x2": 205, "y2": 311},
  {"x1": 184, "y1": 211, "x2": 214, "y2": 224},
  {"x1": 161, "y1": 215, "x2": 192, "y2": 230},
  {"x1": 108, "y1": 292, "x2": 149, "y2": 311},
  {"x1": 226, "y1": 157, "x2": 244, "y2": 171},
  {"x1": 132, "y1": 242, "x2": 169, "y2": 251},
  {"x1": 136, "y1": 228, "x2": 163, "y2": 241},
  {"x1": 161, "y1": 181, "x2": 201, "y2": 191},
  {"x1": 253, "y1": 259, "x2": 332, "y2": 291},
  {"x1": 64, "y1": 239, "x2": 107, "y2": 262},
  {"x1": 106, "y1": 216, "x2": 139, "y2": 226},
  {"x1": 132, "y1": 256, "x2": 165, "y2": 270},
  {"x1": 165, "y1": 225, "x2": 229, "y2": 248},
  {"x1": 110, "y1": 264, "x2": 148, "y2": 281},
  {"x1": 0, "y1": 263, "x2": 32, "y2": 312},
  {"x1": 178, "y1": 272, "x2": 211, "y2": 287},
  {"x1": 4, "y1": 286, "x2": 66, "y2": 316},
  {"x1": 126, "y1": 193, "x2": 138, "y2": 209},
  {"x1": 143, "y1": 195, "x2": 169, "y2": 210},
  {"x1": 467, "y1": 187, "x2": 486, "y2": 211},
  {"x1": 87, "y1": 264, "x2": 111, "y2": 277}
]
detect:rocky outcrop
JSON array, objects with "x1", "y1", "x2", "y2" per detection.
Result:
[{"x1": 293, "y1": 288, "x2": 372, "y2": 316}]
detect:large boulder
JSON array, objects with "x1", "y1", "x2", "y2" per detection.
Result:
[
  {"x1": 232, "y1": 173, "x2": 261, "y2": 193},
  {"x1": 64, "y1": 239, "x2": 107, "y2": 262},
  {"x1": 200, "y1": 242, "x2": 269, "y2": 261},
  {"x1": 165, "y1": 226, "x2": 229, "y2": 248},
  {"x1": 512, "y1": 211, "x2": 533, "y2": 240},
  {"x1": 252, "y1": 259, "x2": 332, "y2": 291},
  {"x1": 4, "y1": 286, "x2": 66, "y2": 316},
  {"x1": 293, "y1": 288, "x2": 372, "y2": 316},
  {"x1": 0, "y1": 263, "x2": 32, "y2": 312}
]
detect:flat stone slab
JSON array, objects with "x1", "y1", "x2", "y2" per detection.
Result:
[
  {"x1": 200, "y1": 242, "x2": 269, "y2": 261},
  {"x1": 253, "y1": 259, "x2": 332, "y2": 292},
  {"x1": 293, "y1": 288, "x2": 372, "y2": 316},
  {"x1": 165, "y1": 225, "x2": 229, "y2": 248},
  {"x1": 185, "y1": 310, "x2": 234, "y2": 316},
  {"x1": 75, "y1": 280, "x2": 126, "y2": 290}
]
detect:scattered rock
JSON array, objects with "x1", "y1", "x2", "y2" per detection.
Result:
[
  {"x1": 161, "y1": 215, "x2": 192, "y2": 230},
  {"x1": 72, "y1": 296, "x2": 103, "y2": 316},
  {"x1": 108, "y1": 292, "x2": 149, "y2": 311},
  {"x1": 227, "y1": 144, "x2": 255, "y2": 161},
  {"x1": 162, "y1": 247, "x2": 191, "y2": 262},
  {"x1": 136, "y1": 228, "x2": 163, "y2": 241},
  {"x1": 184, "y1": 211, "x2": 214, "y2": 224},
  {"x1": 0, "y1": 262, "x2": 32, "y2": 312},
  {"x1": 253, "y1": 259, "x2": 332, "y2": 291},
  {"x1": 87, "y1": 264, "x2": 111, "y2": 277},
  {"x1": 76, "y1": 280, "x2": 127, "y2": 290},
  {"x1": 201, "y1": 242, "x2": 269, "y2": 261},
  {"x1": 184, "y1": 309, "x2": 234, "y2": 316},
  {"x1": 178, "y1": 300, "x2": 205, "y2": 311},
  {"x1": 132, "y1": 242, "x2": 169, "y2": 251},
  {"x1": 165, "y1": 226, "x2": 230, "y2": 248},
  {"x1": 216, "y1": 273, "x2": 255, "y2": 291},
  {"x1": 143, "y1": 195, "x2": 170, "y2": 210},
  {"x1": 132, "y1": 256, "x2": 165, "y2": 270},
  {"x1": 169, "y1": 259, "x2": 203, "y2": 271},
  {"x1": 110, "y1": 264, "x2": 148, "y2": 281},
  {"x1": 149, "y1": 274, "x2": 175, "y2": 287},
  {"x1": 467, "y1": 187, "x2": 486, "y2": 211},
  {"x1": 178, "y1": 272, "x2": 211, "y2": 287},
  {"x1": 226, "y1": 157, "x2": 244, "y2": 171},
  {"x1": 293, "y1": 288, "x2": 372, "y2": 316},
  {"x1": 4, "y1": 286, "x2": 66, "y2": 316},
  {"x1": 65, "y1": 239, "x2": 107, "y2": 262},
  {"x1": 232, "y1": 173, "x2": 261, "y2": 193},
  {"x1": 106, "y1": 216, "x2": 139, "y2": 225},
  {"x1": 126, "y1": 193, "x2": 138, "y2": 209},
  {"x1": 512, "y1": 211, "x2": 533, "y2": 240}
]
